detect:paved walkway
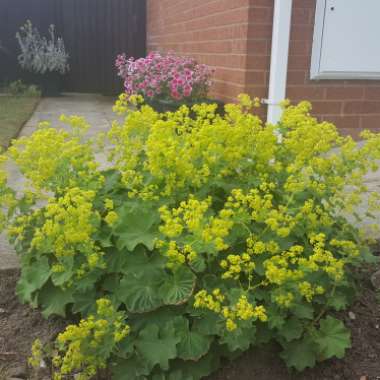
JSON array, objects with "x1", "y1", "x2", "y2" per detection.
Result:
[{"x1": 0, "y1": 93, "x2": 115, "y2": 269}]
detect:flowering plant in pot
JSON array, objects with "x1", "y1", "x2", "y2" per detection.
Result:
[
  {"x1": 115, "y1": 51, "x2": 222, "y2": 113},
  {"x1": 16, "y1": 20, "x2": 69, "y2": 96}
]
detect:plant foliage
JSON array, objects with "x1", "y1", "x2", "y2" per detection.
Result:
[
  {"x1": 2, "y1": 94, "x2": 380, "y2": 379},
  {"x1": 16, "y1": 20, "x2": 69, "y2": 75}
]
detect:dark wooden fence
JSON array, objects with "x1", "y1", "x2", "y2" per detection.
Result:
[{"x1": 0, "y1": 0, "x2": 146, "y2": 94}]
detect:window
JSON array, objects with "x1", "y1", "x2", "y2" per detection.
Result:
[{"x1": 311, "y1": 0, "x2": 380, "y2": 80}]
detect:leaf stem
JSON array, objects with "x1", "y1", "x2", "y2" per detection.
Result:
[{"x1": 312, "y1": 283, "x2": 337, "y2": 326}]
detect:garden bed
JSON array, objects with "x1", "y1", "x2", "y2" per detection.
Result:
[
  {"x1": 0, "y1": 269, "x2": 63, "y2": 380},
  {"x1": 1, "y1": 263, "x2": 379, "y2": 380}
]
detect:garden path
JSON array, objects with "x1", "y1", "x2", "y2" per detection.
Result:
[{"x1": 0, "y1": 93, "x2": 116, "y2": 270}]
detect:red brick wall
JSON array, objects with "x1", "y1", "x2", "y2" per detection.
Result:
[
  {"x1": 146, "y1": 0, "x2": 251, "y2": 102},
  {"x1": 286, "y1": 0, "x2": 380, "y2": 137},
  {"x1": 245, "y1": 0, "x2": 272, "y2": 103},
  {"x1": 147, "y1": 0, "x2": 380, "y2": 135}
]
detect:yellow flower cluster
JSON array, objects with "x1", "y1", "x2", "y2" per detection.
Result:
[
  {"x1": 104, "y1": 211, "x2": 118, "y2": 226},
  {"x1": 264, "y1": 245, "x2": 305, "y2": 286},
  {"x1": 194, "y1": 288, "x2": 225, "y2": 313},
  {"x1": 263, "y1": 232, "x2": 356, "y2": 306},
  {"x1": 222, "y1": 295, "x2": 267, "y2": 331},
  {"x1": 201, "y1": 210, "x2": 234, "y2": 251},
  {"x1": 107, "y1": 94, "x2": 277, "y2": 199},
  {"x1": 298, "y1": 281, "x2": 325, "y2": 302},
  {"x1": 224, "y1": 187, "x2": 298, "y2": 238},
  {"x1": 159, "y1": 196, "x2": 211, "y2": 237},
  {"x1": 194, "y1": 290, "x2": 267, "y2": 331},
  {"x1": 330, "y1": 238, "x2": 360, "y2": 258},
  {"x1": 104, "y1": 198, "x2": 114, "y2": 210},
  {"x1": 225, "y1": 187, "x2": 274, "y2": 221},
  {"x1": 303, "y1": 233, "x2": 345, "y2": 282},
  {"x1": 8, "y1": 118, "x2": 103, "y2": 191},
  {"x1": 28, "y1": 338, "x2": 43, "y2": 369},
  {"x1": 108, "y1": 99, "x2": 159, "y2": 198},
  {"x1": 30, "y1": 187, "x2": 103, "y2": 281},
  {"x1": 246, "y1": 236, "x2": 279, "y2": 255},
  {"x1": 274, "y1": 292, "x2": 294, "y2": 308},
  {"x1": 220, "y1": 253, "x2": 255, "y2": 281},
  {"x1": 53, "y1": 299, "x2": 130, "y2": 380},
  {"x1": 156, "y1": 240, "x2": 198, "y2": 268},
  {"x1": 112, "y1": 93, "x2": 144, "y2": 115},
  {"x1": 159, "y1": 196, "x2": 233, "y2": 254},
  {"x1": 0, "y1": 155, "x2": 17, "y2": 231}
]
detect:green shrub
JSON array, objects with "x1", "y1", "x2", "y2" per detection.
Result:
[
  {"x1": 2, "y1": 94, "x2": 380, "y2": 379},
  {"x1": 7, "y1": 79, "x2": 41, "y2": 97}
]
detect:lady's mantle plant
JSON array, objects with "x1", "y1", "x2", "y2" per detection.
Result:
[
  {"x1": 115, "y1": 51, "x2": 213, "y2": 102},
  {"x1": 2, "y1": 95, "x2": 380, "y2": 379},
  {"x1": 16, "y1": 20, "x2": 69, "y2": 75}
]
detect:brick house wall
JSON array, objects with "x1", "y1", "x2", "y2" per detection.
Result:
[
  {"x1": 147, "y1": 0, "x2": 252, "y2": 102},
  {"x1": 147, "y1": 0, "x2": 380, "y2": 136}
]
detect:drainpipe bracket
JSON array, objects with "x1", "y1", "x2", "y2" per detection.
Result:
[{"x1": 261, "y1": 98, "x2": 281, "y2": 106}]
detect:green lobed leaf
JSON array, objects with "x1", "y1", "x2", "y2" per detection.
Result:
[
  {"x1": 177, "y1": 330, "x2": 212, "y2": 361},
  {"x1": 160, "y1": 267, "x2": 196, "y2": 305},
  {"x1": 192, "y1": 312, "x2": 223, "y2": 336},
  {"x1": 118, "y1": 271, "x2": 165, "y2": 313},
  {"x1": 121, "y1": 246, "x2": 166, "y2": 277},
  {"x1": 255, "y1": 325, "x2": 274, "y2": 345},
  {"x1": 16, "y1": 256, "x2": 51, "y2": 304},
  {"x1": 267, "y1": 313, "x2": 285, "y2": 330},
  {"x1": 220, "y1": 326, "x2": 256, "y2": 352},
  {"x1": 38, "y1": 282, "x2": 75, "y2": 318},
  {"x1": 280, "y1": 317, "x2": 304, "y2": 342},
  {"x1": 169, "y1": 348, "x2": 222, "y2": 380},
  {"x1": 94, "y1": 227, "x2": 113, "y2": 248},
  {"x1": 329, "y1": 292, "x2": 349, "y2": 311},
  {"x1": 51, "y1": 256, "x2": 73, "y2": 286},
  {"x1": 72, "y1": 289, "x2": 98, "y2": 315},
  {"x1": 280, "y1": 335, "x2": 318, "y2": 371},
  {"x1": 129, "y1": 308, "x2": 185, "y2": 332},
  {"x1": 104, "y1": 247, "x2": 129, "y2": 274},
  {"x1": 113, "y1": 201, "x2": 160, "y2": 251},
  {"x1": 115, "y1": 247, "x2": 168, "y2": 312},
  {"x1": 292, "y1": 302, "x2": 315, "y2": 320},
  {"x1": 74, "y1": 270, "x2": 103, "y2": 292},
  {"x1": 314, "y1": 316, "x2": 351, "y2": 360},
  {"x1": 172, "y1": 317, "x2": 212, "y2": 361},
  {"x1": 189, "y1": 255, "x2": 207, "y2": 273},
  {"x1": 101, "y1": 169, "x2": 122, "y2": 194},
  {"x1": 135, "y1": 323, "x2": 180, "y2": 371},
  {"x1": 111, "y1": 356, "x2": 150, "y2": 380},
  {"x1": 360, "y1": 246, "x2": 379, "y2": 264}
]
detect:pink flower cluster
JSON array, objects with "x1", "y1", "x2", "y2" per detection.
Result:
[{"x1": 115, "y1": 51, "x2": 214, "y2": 102}]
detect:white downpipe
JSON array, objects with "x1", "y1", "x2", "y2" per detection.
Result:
[{"x1": 265, "y1": 0, "x2": 293, "y2": 125}]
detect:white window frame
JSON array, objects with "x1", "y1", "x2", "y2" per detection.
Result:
[{"x1": 310, "y1": 0, "x2": 380, "y2": 80}]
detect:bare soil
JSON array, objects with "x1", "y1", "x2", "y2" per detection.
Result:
[
  {"x1": 0, "y1": 269, "x2": 63, "y2": 380},
  {"x1": 0, "y1": 265, "x2": 379, "y2": 380}
]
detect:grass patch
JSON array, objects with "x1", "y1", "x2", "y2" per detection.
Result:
[{"x1": 0, "y1": 95, "x2": 40, "y2": 149}]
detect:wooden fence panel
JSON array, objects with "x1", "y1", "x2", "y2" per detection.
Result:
[{"x1": 0, "y1": 0, "x2": 146, "y2": 94}]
